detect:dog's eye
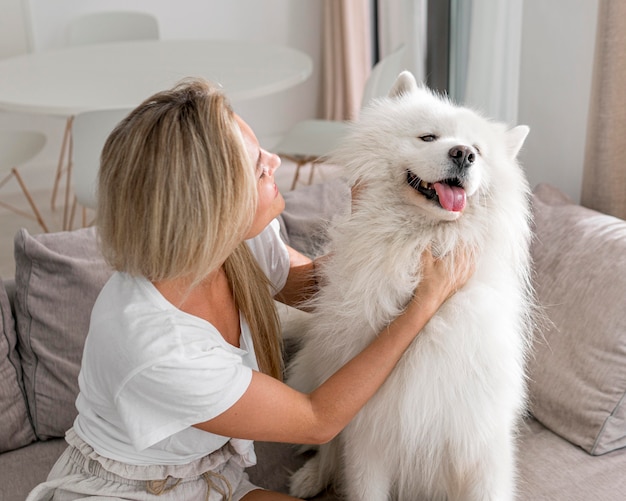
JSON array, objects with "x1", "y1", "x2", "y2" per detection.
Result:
[{"x1": 419, "y1": 134, "x2": 438, "y2": 142}]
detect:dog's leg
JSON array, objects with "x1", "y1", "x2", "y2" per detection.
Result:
[
  {"x1": 447, "y1": 430, "x2": 516, "y2": 501},
  {"x1": 342, "y1": 434, "x2": 392, "y2": 501},
  {"x1": 289, "y1": 440, "x2": 339, "y2": 499},
  {"x1": 479, "y1": 441, "x2": 516, "y2": 501},
  {"x1": 289, "y1": 454, "x2": 325, "y2": 499}
]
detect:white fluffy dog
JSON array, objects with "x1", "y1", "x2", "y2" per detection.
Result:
[{"x1": 287, "y1": 71, "x2": 534, "y2": 501}]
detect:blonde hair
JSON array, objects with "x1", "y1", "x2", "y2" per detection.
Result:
[{"x1": 97, "y1": 78, "x2": 283, "y2": 379}]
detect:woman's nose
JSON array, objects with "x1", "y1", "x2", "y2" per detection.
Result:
[{"x1": 267, "y1": 151, "x2": 281, "y2": 174}]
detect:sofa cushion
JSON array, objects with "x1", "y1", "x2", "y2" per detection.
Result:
[
  {"x1": 278, "y1": 178, "x2": 351, "y2": 258},
  {"x1": 0, "y1": 438, "x2": 67, "y2": 501},
  {"x1": 0, "y1": 277, "x2": 36, "y2": 452},
  {"x1": 14, "y1": 227, "x2": 113, "y2": 440},
  {"x1": 528, "y1": 183, "x2": 626, "y2": 455},
  {"x1": 517, "y1": 417, "x2": 626, "y2": 500}
]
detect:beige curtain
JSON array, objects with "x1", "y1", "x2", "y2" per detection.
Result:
[
  {"x1": 321, "y1": 0, "x2": 372, "y2": 121},
  {"x1": 581, "y1": 0, "x2": 626, "y2": 220}
]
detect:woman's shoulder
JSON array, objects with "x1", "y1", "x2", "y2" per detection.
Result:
[{"x1": 89, "y1": 272, "x2": 228, "y2": 354}]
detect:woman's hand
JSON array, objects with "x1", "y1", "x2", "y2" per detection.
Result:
[{"x1": 410, "y1": 245, "x2": 476, "y2": 314}]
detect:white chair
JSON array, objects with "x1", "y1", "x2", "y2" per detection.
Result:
[
  {"x1": 67, "y1": 11, "x2": 160, "y2": 46},
  {"x1": 52, "y1": 11, "x2": 160, "y2": 215},
  {"x1": 0, "y1": 131, "x2": 49, "y2": 232},
  {"x1": 69, "y1": 108, "x2": 132, "y2": 228},
  {"x1": 275, "y1": 45, "x2": 407, "y2": 190}
]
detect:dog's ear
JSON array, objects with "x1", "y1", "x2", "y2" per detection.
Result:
[
  {"x1": 389, "y1": 71, "x2": 418, "y2": 99},
  {"x1": 506, "y1": 125, "x2": 530, "y2": 159}
]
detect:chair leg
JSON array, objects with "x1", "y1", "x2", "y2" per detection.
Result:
[
  {"x1": 67, "y1": 195, "x2": 78, "y2": 231},
  {"x1": 62, "y1": 135, "x2": 75, "y2": 231},
  {"x1": 51, "y1": 115, "x2": 74, "y2": 211},
  {"x1": 66, "y1": 195, "x2": 93, "y2": 230},
  {"x1": 290, "y1": 161, "x2": 307, "y2": 191},
  {"x1": 0, "y1": 198, "x2": 41, "y2": 221},
  {"x1": 307, "y1": 162, "x2": 319, "y2": 186},
  {"x1": 10, "y1": 168, "x2": 49, "y2": 233}
]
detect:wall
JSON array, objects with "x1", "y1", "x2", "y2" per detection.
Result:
[
  {"x1": 1, "y1": 0, "x2": 603, "y2": 203},
  {"x1": 0, "y1": 0, "x2": 29, "y2": 58},
  {"x1": 447, "y1": 0, "x2": 599, "y2": 203},
  {"x1": 0, "y1": 0, "x2": 323, "y2": 191},
  {"x1": 517, "y1": 0, "x2": 599, "y2": 202}
]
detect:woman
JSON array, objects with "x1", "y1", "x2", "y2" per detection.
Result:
[{"x1": 27, "y1": 78, "x2": 474, "y2": 500}]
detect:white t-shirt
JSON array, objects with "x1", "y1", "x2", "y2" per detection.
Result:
[{"x1": 73, "y1": 220, "x2": 290, "y2": 466}]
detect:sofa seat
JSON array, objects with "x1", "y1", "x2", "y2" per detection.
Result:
[
  {"x1": 516, "y1": 418, "x2": 626, "y2": 500},
  {"x1": 0, "y1": 439, "x2": 66, "y2": 501},
  {"x1": 2, "y1": 181, "x2": 625, "y2": 500},
  {"x1": 6, "y1": 416, "x2": 626, "y2": 501}
]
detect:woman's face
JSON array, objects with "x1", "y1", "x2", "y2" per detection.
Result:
[{"x1": 236, "y1": 115, "x2": 285, "y2": 239}]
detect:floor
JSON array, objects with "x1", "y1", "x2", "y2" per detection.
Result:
[{"x1": 0, "y1": 159, "x2": 340, "y2": 279}]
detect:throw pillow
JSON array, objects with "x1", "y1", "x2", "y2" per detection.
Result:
[
  {"x1": 528, "y1": 183, "x2": 626, "y2": 455},
  {"x1": 0, "y1": 277, "x2": 36, "y2": 452},
  {"x1": 279, "y1": 178, "x2": 351, "y2": 258},
  {"x1": 14, "y1": 227, "x2": 113, "y2": 440}
]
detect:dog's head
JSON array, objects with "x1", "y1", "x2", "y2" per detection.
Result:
[{"x1": 335, "y1": 71, "x2": 529, "y2": 224}]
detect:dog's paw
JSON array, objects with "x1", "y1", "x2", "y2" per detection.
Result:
[{"x1": 289, "y1": 454, "x2": 326, "y2": 499}]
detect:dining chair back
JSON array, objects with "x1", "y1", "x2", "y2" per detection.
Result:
[
  {"x1": 72, "y1": 108, "x2": 132, "y2": 210},
  {"x1": 275, "y1": 45, "x2": 407, "y2": 190},
  {"x1": 52, "y1": 10, "x2": 160, "y2": 218},
  {"x1": 360, "y1": 45, "x2": 408, "y2": 107},
  {"x1": 67, "y1": 11, "x2": 160, "y2": 46},
  {"x1": 0, "y1": 131, "x2": 48, "y2": 232}
]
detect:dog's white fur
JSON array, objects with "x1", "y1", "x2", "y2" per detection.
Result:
[{"x1": 287, "y1": 71, "x2": 534, "y2": 501}]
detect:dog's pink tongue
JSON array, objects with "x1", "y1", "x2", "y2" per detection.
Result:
[{"x1": 434, "y1": 182, "x2": 466, "y2": 212}]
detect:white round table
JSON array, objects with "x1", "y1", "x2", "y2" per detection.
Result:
[
  {"x1": 0, "y1": 39, "x2": 313, "y2": 116},
  {"x1": 0, "y1": 38, "x2": 312, "y2": 229}
]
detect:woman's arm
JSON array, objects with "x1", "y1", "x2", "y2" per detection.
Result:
[
  {"x1": 274, "y1": 244, "x2": 322, "y2": 310},
  {"x1": 194, "y1": 246, "x2": 474, "y2": 444},
  {"x1": 276, "y1": 183, "x2": 361, "y2": 309}
]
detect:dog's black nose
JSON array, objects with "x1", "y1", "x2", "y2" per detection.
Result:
[{"x1": 449, "y1": 145, "x2": 476, "y2": 169}]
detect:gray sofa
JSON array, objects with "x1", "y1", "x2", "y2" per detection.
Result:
[{"x1": 1, "y1": 181, "x2": 625, "y2": 501}]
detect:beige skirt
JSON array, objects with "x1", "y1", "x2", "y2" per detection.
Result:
[{"x1": 25, "y1": 428, "x2": 260, "y2": 501}]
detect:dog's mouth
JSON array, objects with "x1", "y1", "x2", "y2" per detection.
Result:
[{"x1": 406, "y1": 170, "x2": 467, "y2": 212}]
